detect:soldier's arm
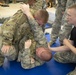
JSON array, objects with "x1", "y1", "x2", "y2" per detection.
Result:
[
  {"x1": 21, "y1": 4, "x2": 47, "y2": 47},
  {"x1": 2, "y1": 10, "x2": 26, "y2": 45},
  {"x1": 26, "y1": 15, "x2": 47, "y2": 47},
  {"x1": 63, "y1": 39, "x2": 76, "y2": 54},
  {"x1": 26, "y1": 10, "x2": 47, "y2": 46},
  {"x1": 48, "y1": 45, "x2": 70, "y2": 52}
]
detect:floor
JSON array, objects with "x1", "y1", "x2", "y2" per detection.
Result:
[{"x1": 0, "y1": 3, "x2": 22, "y2": 18}]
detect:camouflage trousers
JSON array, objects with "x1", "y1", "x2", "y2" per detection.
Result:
[
  {"x1": 54, "y1": 51, "x2": 76, "y2": 75},
  {"x1": 54, "y1": 51, "x2": 76, "y2": 63}
]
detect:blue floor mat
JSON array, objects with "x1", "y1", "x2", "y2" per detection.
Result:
[
  {"x1": 0, "y1": 33, "x2": 76, "y2": 75},
  {"x1": 44, "y1": 23, "x2": 52, "y2": 29},
  {"x1": 0, "y1": 58, "x2": 75, "y2": 75}
]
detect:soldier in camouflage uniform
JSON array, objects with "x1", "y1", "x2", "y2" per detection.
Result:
[
  {"x1": 48, "y1": 4, "x2": 76, "y2": 75},
  {"x1": 0, "y1": 0, "x2": 44, "y2": 60},
  {"x1": 0, "y1": 0, "x2": 50, "y2": 69},
  {"x1": 49, "y1": 0, "x2": 76, "y2": 46}
]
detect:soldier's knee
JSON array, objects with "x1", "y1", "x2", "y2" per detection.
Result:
[
  {"x1": 54, "y1": 52, "x2": 59, "y2": 60},
  {"x1": 53, "y1": 52, "x2": 63, "y2": 63},
  {"x1": 54, "y1": 52, "x2": 70, "y2": 63}
]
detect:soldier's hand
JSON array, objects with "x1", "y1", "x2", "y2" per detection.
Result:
[
  {"x1": 21, "y1": 4, "x2": 30, "y2": 15},
  {"x1": 63, "y1": 38, "x2": 73, "y2": 46},
  {"x1": 1, "y1": 45, "x2": 11, "y2": 54},
  {"x1": 25, "y1": 39, "x2": 32, "y2": 49}
]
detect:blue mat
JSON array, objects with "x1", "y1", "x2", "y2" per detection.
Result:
[{"x1": 0, "y1": 33, "x2": 76, "y2": 75}]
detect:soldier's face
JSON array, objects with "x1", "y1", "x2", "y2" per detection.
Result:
[
  {"x1": 34, "y1": 13, "x2": 44, "y2": 26},
  {"x1": 66, "y1": 9, "x2": 76, "y2": 26},
  {"x1": 34, "y1": 16, "x2": 44, "y2": 26}
]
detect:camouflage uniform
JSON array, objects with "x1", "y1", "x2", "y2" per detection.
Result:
[
  {"x1": 50, "y1": 0, "x2": 76, "y2": 46},
  {"x1": 50, "y1": 1, "x2": 76, "y2": 75},
  {"x1": 0, "y1": 0, "x2": 48, "y2": 69}
]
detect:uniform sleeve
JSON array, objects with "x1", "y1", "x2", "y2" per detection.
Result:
[
  {"x1": 25, "y1": 0, "x2": 47, "y2": 47},
  {"x1": 2, "y1": 19, "x2": 15, "y2": 45},
  {"x1": 27, "y1": 18, "x2": 47, "y2": 48},
  {"x1": 2, "y1": 10, "x2": 26, "y2": 45}
]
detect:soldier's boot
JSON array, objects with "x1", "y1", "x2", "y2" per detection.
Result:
[
  {"x1": 54, "y1": 51, "x2": 76, "y2": 63},
  {"x1": 67, "y1": 67, "x2": 76, "y2": 75}
]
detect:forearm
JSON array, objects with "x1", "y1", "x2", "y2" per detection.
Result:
[
  {"x1": 65, "y1": 42, "x2": 76, "y2": 54},
  {"x1": 26, "y1": 12, "x2": 34, "y2": 20},
  {"x1": 2, "y1": 25, "x2": 14, "y2": 45},
  {"x1": 50, "y1": 46, "x2": 70, "y2": 52},
  {"x1": 63, "y1": 39, "x2": 76, "y2": 53}
]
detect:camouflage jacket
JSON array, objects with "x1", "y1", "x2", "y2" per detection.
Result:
[
  {"x1": 50, "y1": 0, "x2": 76, "y2": 46},
  {"x1": 1, "y1": 0, "x2": 44, "y2": 45},
  {"x1": 2, "y1": 0, "x2": 47, "y2": 45}
]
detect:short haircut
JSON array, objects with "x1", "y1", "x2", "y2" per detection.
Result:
[
  {"x1": 68, "y1": 4, "x2": 76, "y2": 10},
  {"x1": 35, "y1": 9, "x2": 49, "y2": 24},
  {"x1": 41, "y1": 50, "x2": 52, "y2": 61}
]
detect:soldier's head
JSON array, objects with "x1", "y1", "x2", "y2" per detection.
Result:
[
  {"x1": 34, "y1": 9, "x2": 49, "y2": 26},
  {"x1": 66, "y1": 4, "x2": 76, "y2": 26},
  {"x1": 36, "y1": 47, "x2": 52, "y2": 61}
]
